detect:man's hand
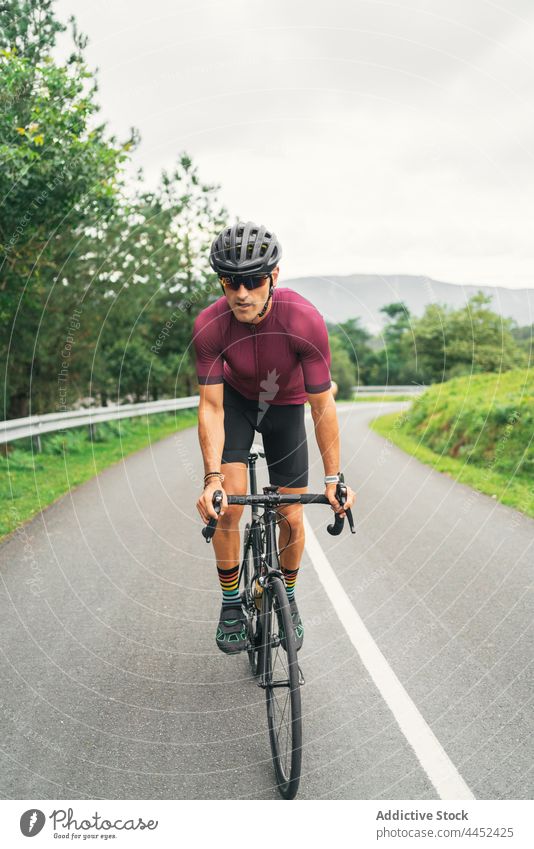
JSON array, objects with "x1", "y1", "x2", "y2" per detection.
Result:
[
  {"x1": 196, "y1": 480, "x2": 228, "y2": 524},
  {"x1": 324, "y1": 482, "x2": 356, "y2": 518}
]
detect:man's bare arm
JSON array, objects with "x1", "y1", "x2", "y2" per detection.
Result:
[
  {"x1": 307, "y1": 389, "x2": 340, "y2": 477},
  {"x1": 198, "y1": 383, "x2": 225, "y2": 474},
  {"x1": 196, "y1": 384, "x2": 228, "y2": 521},
  {"x1": 307, "y1": 389, "x2": 356, "y2": 517}
]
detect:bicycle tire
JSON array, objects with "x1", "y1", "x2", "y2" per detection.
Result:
[
  {"x1": 263, "y1": 575, "x2": 302, "y2": 799},
  {"x1": 241, "y1": 524, "x2": 262, "y2": 675}
]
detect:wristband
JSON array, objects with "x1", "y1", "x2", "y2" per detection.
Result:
[{"x1": 204, "y1": 471, "x2": 225, "y2": 486}]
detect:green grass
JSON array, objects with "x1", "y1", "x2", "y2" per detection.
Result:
[
  {"x1": 370, "y1": 368, "x2": 534, "y2": 518},
  {"x1": 350, "y1": 394, "x2": 415, "y2": 403},
  {"x1": 0, "y1": 408, "x2": 198, "y2": 541}
]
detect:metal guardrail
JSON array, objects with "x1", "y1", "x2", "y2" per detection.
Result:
[
  {"x1": 1, "y1": 385, "x2": 425, "y2": 450},
  {"x1": 0, "y1": 396, "x2": 200, "y2": 450},
  {"x1": 353, "y1": 385, "x2": 426, "y2": 394}
]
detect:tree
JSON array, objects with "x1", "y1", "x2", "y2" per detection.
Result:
[
  {"x1": 509, "y1": 323, "x2": 532, "y2": 367},
  {"x1": 0, "y1": 1, "x2": 136, "y2": 417},
  {"x1": 0, "y1": 4, "x2": 241, "y2": 419},
  {"x1": 327, "y1": 316, "x2": 375, "y2": 384},
  {"x1": 413, "y1": 293, "x2": 523, "y2": 382},
  {"x1": 87, "y1": 156, "x2": 226, "y2": 404},
  {"x1": 370, "y1": 301, "x2": 418, "y2": 385},
  {"x1": 329, "y1": 336, "x2": 355, "y2": 399}
]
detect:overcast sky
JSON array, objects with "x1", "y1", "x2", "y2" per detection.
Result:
[{"x1": 56, "y1": 0, "x2": 534, "y2": 288}]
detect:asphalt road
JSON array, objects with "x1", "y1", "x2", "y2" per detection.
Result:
[{"x1": 1, "y1": 402, "x2": 533, "y2": 800}]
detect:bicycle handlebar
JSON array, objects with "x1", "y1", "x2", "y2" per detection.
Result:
[{"x1": 201, "y1": 485, "x2": 356, "y2": 543}]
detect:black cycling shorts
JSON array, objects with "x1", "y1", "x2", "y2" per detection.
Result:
[{"x1": 221, "y1": 381, "x2": 308, "y2": 488}]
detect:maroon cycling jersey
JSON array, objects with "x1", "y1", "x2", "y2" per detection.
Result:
[{"x1": 192, "y1": 286, "x2": 331, "y2": 405}]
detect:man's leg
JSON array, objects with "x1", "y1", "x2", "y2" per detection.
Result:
[
  {"x1": 273, "y1": 486, "x2": 307, "y2": 651},
  {"x1": 276, "y1": 486, "x2": 307, "y2": 594},
  {"x1": 262, "y1": 409, "x2": 308, "y2": 599},
  {"x1": 211, "y1": 382, "x2": 256, "y2": 652},
  {"x1": 212, "y1": 462, "x2": 248, "y2": 653},
  {"x1": 212, "y1": 462, "x2": 247, "y2": 569}
]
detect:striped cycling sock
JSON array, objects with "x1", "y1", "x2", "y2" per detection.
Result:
[
  {"x1": 282, "y1": 567, "x2": 299, "y2": 601},
  {"x1": 217, "y1": 564, "x2": 240, "y2": 607}
]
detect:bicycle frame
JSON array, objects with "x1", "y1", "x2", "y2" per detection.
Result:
[{"x1": 238, "y1": 452, "x2": 287, "y2": 686}]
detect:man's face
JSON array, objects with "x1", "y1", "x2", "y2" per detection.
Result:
[{"x1": 221, "y1": 267, "x2": 279, "y2": 322}]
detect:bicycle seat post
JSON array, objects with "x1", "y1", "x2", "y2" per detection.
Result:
[{"x1": 247, "y1": 443, "x2": 265, "y2": 519}]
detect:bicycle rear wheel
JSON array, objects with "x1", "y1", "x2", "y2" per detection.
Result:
[{"x1": 263, "y1": 575, "x2": 302, "y2": 799}]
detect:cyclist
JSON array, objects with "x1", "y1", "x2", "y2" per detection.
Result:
[{"x1": 193, "y1": 221, "x2": 355, "y2": 654}]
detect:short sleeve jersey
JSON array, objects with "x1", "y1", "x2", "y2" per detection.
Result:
[{"x1": 192, "y1": 287, "x2": 331, "y2": 405}]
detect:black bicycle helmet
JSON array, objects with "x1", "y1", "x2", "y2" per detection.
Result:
[{"x1": 209, "y1": 221, "x2": 282, "y2": 277}]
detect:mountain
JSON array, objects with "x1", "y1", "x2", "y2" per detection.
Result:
[{"x1": 280, "y1": 274, "x2": 534, "y2": 331}]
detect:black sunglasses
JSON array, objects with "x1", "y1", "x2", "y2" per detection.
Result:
[{"x1": 220, "y1": 274, "x2": 271, "y2": 291}]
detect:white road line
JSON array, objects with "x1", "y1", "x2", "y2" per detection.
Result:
[{"x1": 303, "y1": 516, "x2": 475, "y2": 801}]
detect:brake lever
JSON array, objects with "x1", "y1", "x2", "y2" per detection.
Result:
[
  {"x1": 326, "y1": 483, "x2": 356, "y2": 536},
  {"x1": 327, "y1": 482, "x2": 346, "y2": 536},
  {"x1": 345, "y1": 507, "x2": 356, "y2": 534},
  {"x1": 201, "y1": 490, "x2": 223, "y2": 543}
]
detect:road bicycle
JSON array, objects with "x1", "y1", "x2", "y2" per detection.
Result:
[{"x1": 201, "y1": 444, "x2": 355, "y2": 800}]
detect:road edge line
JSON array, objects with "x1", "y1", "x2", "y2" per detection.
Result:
[{"x1": 303, "y1": 515, "x2": 475, "y2": 801}]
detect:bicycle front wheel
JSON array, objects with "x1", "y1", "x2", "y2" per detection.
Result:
[
  {"x1": 263, "y1": 575, "x2": 302, "y2": 800},
  {"x1": 241, "y1": 524, "x2": 262, "y2": 675}
]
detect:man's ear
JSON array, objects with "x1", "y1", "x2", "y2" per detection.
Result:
[{"x1": 271, "y1": 266, "x2": 280, "y2": 286}]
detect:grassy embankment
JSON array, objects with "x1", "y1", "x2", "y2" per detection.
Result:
[
  {"x1": 0, "y1": 409, "x2": 198, "y2": 541},
  {"x1": 370, "y1": 369, "x2": 534, "y2": 519}
]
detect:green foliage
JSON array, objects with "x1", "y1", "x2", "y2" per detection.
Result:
[
  {"x1": 0, "y1": 2, "x2": 138, "y2": 418},
  {"x1": 0, "y1": 46, "x2": 134, "y2": 319},
  {"x1": 88, "y1": 154, "x2": 225, "y2": 404},
  {"x1": 329, "y1": 336, "x2": 355, "y2": 399},
  {"x1": 369, "y1": 301, "x2": 418, "y2": 384},
  {"x1": 367, "y1": 294, "x2": 525, "y2": 385},
  {"x1": 1, "y1": 447, "x2": 44, "y2": 471},
  {"x1": 372, "y1": 407, "x2": 534, "y2": 519},
  {"x1": 511, "y1": 323, "x2": 533, "y2": 362},
  {"x1": 397, "y1": 369, "x2": 533, "y2": 477},
  {"x1": 89, "y1": 419, "x2": 135, "y2": 442},
  {"x1": 0, "y1": 1, "x2": 66, "y2": 64},
  {"x1": 412, "y1": 293, "x2": 523, "y2": 382},
  {"x1": 1, "y1": 2, "x2": 225, "y2": 419},
  {"x1": 327, "y1": 316, "x2": 375, "y2": 384},
  {"x1": 43, "y1": 427, "x2": 87, "y2": 455}
]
